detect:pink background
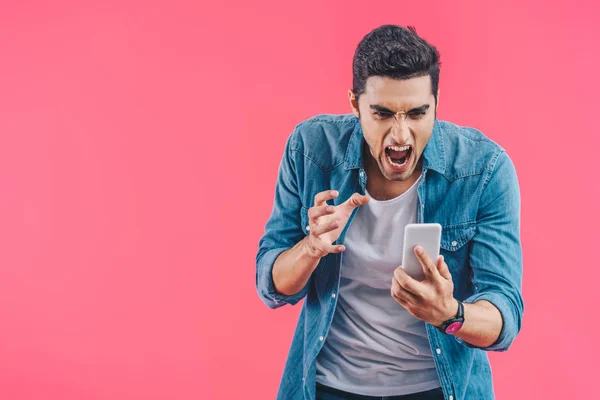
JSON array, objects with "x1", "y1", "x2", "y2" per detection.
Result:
[{"x1": 1, "y1": 1, "x2": 598, "y2": 399}]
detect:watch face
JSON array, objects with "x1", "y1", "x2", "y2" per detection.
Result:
[{"x1": 445, "y1": 321, "x2": 463, "y2": 335}]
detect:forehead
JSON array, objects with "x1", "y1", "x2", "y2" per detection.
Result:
[{"x1": 362, "y1": 75, "x2": 433, "y2": 109}]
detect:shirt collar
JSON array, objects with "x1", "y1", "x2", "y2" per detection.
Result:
[
  {"x1": 343, "y1": 118, "x2": 364, "y2": 170},
  {"x1": 344, "y1": 117, "x2": 446, "y2": 175}
]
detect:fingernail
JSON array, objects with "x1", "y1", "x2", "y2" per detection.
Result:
[
  {"x1": 330, "y1": 190, "x2": 338, "y2": 196},
  {"x1": 415, "y1": 246, "x2": 423, "y2": 254}
]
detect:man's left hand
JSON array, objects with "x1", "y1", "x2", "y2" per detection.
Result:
[{"x1": 391, "y1": 246, "x2": 459, "y2": 327}]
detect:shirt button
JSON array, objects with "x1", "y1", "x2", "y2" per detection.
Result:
[
  {"x1": 436, "y1": 348, "x2": 441, "y2": 355},
  {"x1": 306, "y1": 225, "x2": 310, "y2": 232},
  {"x1": 451, "y1": 240, "x2": 458, "y2": 247},
  {"x1": 331, "y1": 293, "x2": 336, "y2": 298},
  {"x1": 449, "y1": 396, "x2": 454, "y2": 400},
  {"x1": 359, "y1": 171, "x2": 365, "y2": 177},
  {"x1": 319, "y1": 336, "x2": 324, "y2": 341}
]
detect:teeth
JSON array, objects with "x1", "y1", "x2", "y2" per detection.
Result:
[
  {"x1": 387, "y1": 154, "x2": 408, "y2": 167},
  {"x1": 387, "y1": 145, "x2": 410, "y2": 151}
]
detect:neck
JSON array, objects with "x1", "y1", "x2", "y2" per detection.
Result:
[{"x1": 363, "y1": 144, "x2": 422, "y2": 201}]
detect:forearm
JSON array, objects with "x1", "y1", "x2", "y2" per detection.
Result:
[
  {"x1": 272, "y1": 237, "x2": 321, "y2": 296},
  {"x1": 454, "y1": 300, "x2": 503, "y2": 348}
]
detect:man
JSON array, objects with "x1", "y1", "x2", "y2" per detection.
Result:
[{"x1": 256, "y1": 25, "x2": 523, "y2": 400}]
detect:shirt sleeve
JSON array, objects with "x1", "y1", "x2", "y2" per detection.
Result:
[
  {"x1": 456, "y1": 150, "x2": 524, "y2": 352},
  {"x1": 255, "y1": 129, "x2": 309, "y2": 309}
]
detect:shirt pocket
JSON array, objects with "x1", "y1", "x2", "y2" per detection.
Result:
[
  {"x1": 440, "y1": 222, "x2": 476, "y2": 295},
  {"x1": 440, "y1": 222, "x2": 476, "y2": 251}
]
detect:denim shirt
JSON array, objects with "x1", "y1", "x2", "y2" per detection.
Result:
[{"x1": 256, "y1": 114, "x2": 524, "y2": 400}]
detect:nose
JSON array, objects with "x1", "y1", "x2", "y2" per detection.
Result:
[{"x1": 391, "y1": 114, "x2": 411, "y2": 144}]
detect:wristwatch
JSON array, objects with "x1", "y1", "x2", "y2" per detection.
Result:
[{"x1": 437, "y1": 299, "x2": 464, "y2": 335}]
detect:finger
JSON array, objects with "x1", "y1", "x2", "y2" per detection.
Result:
[
  {"x1": 393, "y1": 266, "x2": 423, "y2": 296},
  {"x1": 391, "y1": 276, "x2": 418, "y2": 304},
  {"x1": 311, "y1": 220, "x2": 339, "y2": 236},
  {"x1": 414, "y1": 246, "x2": 441, "y2": 282},
  {"x1": 329, "y1": 244, "x2": 346, "y2": 253},
  {"x1": 308, "y1": 205, "x2": 335, "y2": 222},
  {"x1": 314, "y1": 190, "x2": 339, "y2": 207},
  {"x1": 310, "y1": 237, "x2": 345, "y2": 255},
  {"x1": 391, "y1": 277, "x2": 406, "y2": 303},
  {"x1": 342, "y1": 192, "x2": 370, "y2": 210},
  {"x1": 437, "y1": 255, "x2": 452, "y2": 281}
]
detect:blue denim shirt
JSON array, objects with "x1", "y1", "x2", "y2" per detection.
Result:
[{"x1": 256, "y1": 114, "x2": 524, "y2": 400}]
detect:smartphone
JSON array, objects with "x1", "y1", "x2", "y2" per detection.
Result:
[{"x1": 401, "y1": 223, "x2": 442, "y2": 281}]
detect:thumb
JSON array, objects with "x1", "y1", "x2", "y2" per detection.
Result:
[
  {"x1": 344, "y1": 192, "x2": 370, "y2": 210},
  {"x1": 437, "y1": 255, "x2": 452, "y2": 281}
]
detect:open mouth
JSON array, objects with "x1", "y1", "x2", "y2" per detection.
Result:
[{"x1": 385, "y1": 145, "x2": 412, "y2": 168}]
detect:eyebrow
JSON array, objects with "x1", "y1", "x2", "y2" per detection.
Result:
[{"x1": 369, "y1": 104, "x2": 430, "y2": 114}]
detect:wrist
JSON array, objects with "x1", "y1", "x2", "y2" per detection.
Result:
[
  {"x1": 432, "y1": 298, "x2": 459, "y2": 327},
  {"x1": 300, "y1": 236, "x2": 324, "y2": 264},
  {"x1": 443, "y1": 298, "x2": 460, "y2": 324},
  {"x1": 436, "y1": 298, "x2": 465, "y2": 335}
]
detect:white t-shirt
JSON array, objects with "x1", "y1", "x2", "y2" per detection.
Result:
[{"x1": 316, "y1": 175, "x2": 441, "y2": 396}]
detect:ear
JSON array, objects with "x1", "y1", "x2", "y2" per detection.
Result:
[
  {"x1": 348, "y1": 90, "x2": 360, "y2": 118},
  {"x1": 435, "y1": 88, "x2": 440, "y2": 113}
]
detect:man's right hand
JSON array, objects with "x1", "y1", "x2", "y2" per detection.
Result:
[
  {"x1": 272, "y1": 189, "x2": 369, "y2": 297},
  {"x1": 305, "y1": 190, "x2": 370, "y2": 258}
]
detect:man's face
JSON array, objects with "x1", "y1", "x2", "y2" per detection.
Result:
[{"x1": 350, "y1": 75, "x2": 438, "y2": 182}]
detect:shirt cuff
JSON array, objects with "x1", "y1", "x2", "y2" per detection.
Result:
[
  {"x1": 256, "y1": 247, "x2": 308, "y2": 309},
  {"x1": 454, "y1": 291, "x2": 518, "y2": 352}
]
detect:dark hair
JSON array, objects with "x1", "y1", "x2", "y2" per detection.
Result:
[{"x1": 352, "y1": 25, "x2": 441, "y2": 103}]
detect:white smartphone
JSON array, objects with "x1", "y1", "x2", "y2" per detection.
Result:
[{"x1": 402, "y1": 223, "x2": 442, "y2": 281}]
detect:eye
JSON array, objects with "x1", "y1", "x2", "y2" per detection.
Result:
[
  {"x1": 408, "y1": 111, "x2": 427, "y2": 119},
  {"x1": 373, "y1": 111, "x2": 392, "y2": 119}
]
